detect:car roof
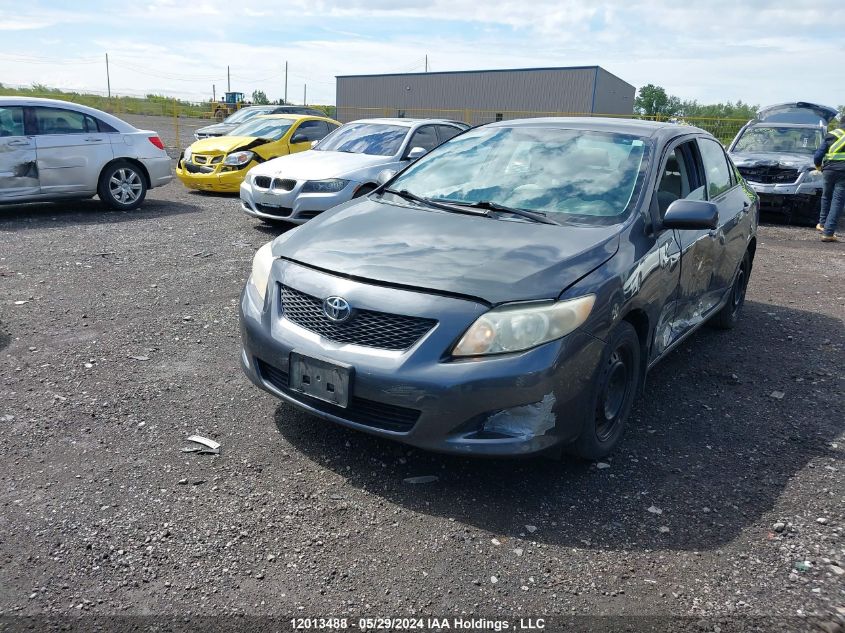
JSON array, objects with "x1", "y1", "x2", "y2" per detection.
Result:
[
  {"x1": 253, "y1": 113, "x2": 338, "y2": 122},
  {"x1": 0, "y1": 96, "x2": 138, "y2": 133},
  {"x1": 347, "y1": 117, "x2": 468, "y2": 127},
  {"x1": 484, "y1": 116, "x2": 708, "y2": 139}
]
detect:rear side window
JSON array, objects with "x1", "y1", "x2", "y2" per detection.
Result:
[
  {"x1": 698, "y1": 138, "x2": 733, "y2": 198},
  {"x1": 33, "y1": 108, "x2": 99, "y2": 135},
  {"x1": 436, "y1": 125, "x2": 463, "y2": 143},
  {"x1": 0, "y1": 106, "x2": 25, "y2": 136}
]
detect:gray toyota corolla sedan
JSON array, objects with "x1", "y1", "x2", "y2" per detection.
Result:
[{"x1": 240, "y1": 118, "x2": 758, "y2": 459}]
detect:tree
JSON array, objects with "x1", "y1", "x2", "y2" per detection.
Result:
[
  {"x1": 251, "y1": 90, "x2": 270, "y2": 105},
  {"x1": 634, "y1": 84, "x2": 681, "y2": 118}
]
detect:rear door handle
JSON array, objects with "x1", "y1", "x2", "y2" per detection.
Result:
[{"x1": 7, "y1": 139, "x2": 31, "y2": 147}]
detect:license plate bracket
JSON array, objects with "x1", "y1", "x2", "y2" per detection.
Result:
[{"x1": 289, "y1": 352, "x2": 352, "y2": 408}]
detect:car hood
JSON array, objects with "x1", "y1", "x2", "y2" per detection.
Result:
[
  {"x1": 272, "y1": 198, "x2": 620, "y2": 304},
  {"x1": 195, "y1": 122, "x2": 236, "y2": 136},
  {"x1": 187, "y1": 135, "x2": 263, "y2": 155},
  {"x1": 730, "y1": 151, "x2": 814, "y2": 170},
  {"x1": 252, "y1": 150, "x2": 391, "y2": 180}
]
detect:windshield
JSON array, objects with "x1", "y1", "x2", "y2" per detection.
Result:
[
  {"x1": 733, "y1": 126, "x2": 823, "y2": 155},
  {"x1": 387, "y1": 126, "x2": 650, "y2": 223},
  {"x1": 227, "y1": 118, "x2": 294, "y2": 140},
  {"x1": 315, "y1": 123, "x2": 408, "y2": 156},
  {"x1": 224, "y1": 107, "x2": 273, "y2": 124}
]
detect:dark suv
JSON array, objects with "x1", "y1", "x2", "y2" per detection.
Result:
[{"x1": 728, "y1": 102, "x2": 839, "y2": 224}]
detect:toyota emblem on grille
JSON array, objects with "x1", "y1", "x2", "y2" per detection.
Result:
[{"x1": 323, "y1": 296, "x2": 352, "y2": 323}]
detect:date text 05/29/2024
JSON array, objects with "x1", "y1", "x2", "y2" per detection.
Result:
[{"x1": 290, "y1": 617, "x2": 546, "y2": 631}]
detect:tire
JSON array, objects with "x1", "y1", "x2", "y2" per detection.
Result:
[
  {"x1": 709, "y1": 251, "x2": 750, "y2": 330},
  {"x1": 569, "y1": 321, "x2": 641, "y2": 460},
  {"x1": 353, "y1": 184, "x2": 376, "y2": 198},
  {"x1": 98, "y1": 161, "x2": 147, "y2": 211},
  {"x1": 215, "y1": 110, "x2": 225, "y2": 122}
]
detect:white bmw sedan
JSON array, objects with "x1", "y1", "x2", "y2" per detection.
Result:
[
  {"x1": 0, "y1": 97, "x2": 172, "y2": 210},
  {"x1": 239, "y1": 118, "x2": 468, "y2": 224}
]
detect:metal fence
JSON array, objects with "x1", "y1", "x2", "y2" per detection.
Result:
[{"x1": 336, "y1": 106, "x2": 749, "y2": 144}]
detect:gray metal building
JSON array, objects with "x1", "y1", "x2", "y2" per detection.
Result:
[{"x1": 335, "y1": 65, "x2": 634, "y2": 124}]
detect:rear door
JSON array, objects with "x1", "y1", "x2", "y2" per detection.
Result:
[
  {"x1": 32, "y1": 106, "x2": 113, "y2": 194},
  {"x1": 0, "y1": 104, "x2": 39, "y2": 200},
  {"x1": 697, "y1": 137, "x2": 750, "y2": 306}
]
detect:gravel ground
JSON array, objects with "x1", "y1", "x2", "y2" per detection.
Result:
[{"x1": 0, "y1": 115, "x2": 843, "y2": 632}]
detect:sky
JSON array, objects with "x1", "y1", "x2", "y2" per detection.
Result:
[{"x1": 0, "y1": 0, "x2": 842, "y2": 110}]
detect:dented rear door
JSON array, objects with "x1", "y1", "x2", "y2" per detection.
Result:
[{"x1": 0, "y1": 104, "x2": 39, "y2": 200}]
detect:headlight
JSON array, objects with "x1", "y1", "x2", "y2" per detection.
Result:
[
  {"x1": 803, "y1": 169, "x2": 823, "y2": 184},
  {"x1": 224, "y1": 150, "x2": 255, "y2": 166},
  {"x1": 452, "y1": 295, "x2": 595, "y2": 356},
  {"x1": 183, "y1": 146, "x2": 192, "y2": 161},
  {"x1": 301, "y1": 179, "x2": 349, "y2": 193},
  {"x1": 248, "y1": 241, "x2": 275, "y2": 302}
]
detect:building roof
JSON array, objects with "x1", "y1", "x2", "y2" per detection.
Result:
[{"x1": 336, "y1": 65, "x2": 632, "y2": 87}]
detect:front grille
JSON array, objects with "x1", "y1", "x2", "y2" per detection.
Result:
[
  {"x1": 185, "y1": 162, "x2": 214, "y2": 174},
  {"x1": 255, "y1": 203, "x2": 292, "y2": 217},
  {"x1": 280, "y1": 285, "x2": 436, "y2": 351},
  {"x1": 737, "y1": 166, "x2": 799, "y2": 184},
  {"x1": 254, "y1": 176, "x2": 272, "y2": 188},
  {"x1": 273, "y1": 178, "x2": 297, "y2": 191},
  {"x1": 256, "y1": 359, "x2": 420, "y2": 432}
]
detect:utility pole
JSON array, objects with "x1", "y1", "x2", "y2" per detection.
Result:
[
  {"x1": 212, "y1": 84, "x2": 216, "y2": 102},
  {"x1": 227, "y1": 66, "x2": 231, "y2": 92},
  {"x1": 284, "y1": 61, "x2": 288, "y2": 104},
  {"x1": 105, "y1": 53, "x2": 111, "y2": 98},
  {"x1": 303, "y1": 84, "x2": 307, "y2": 106},
  {"x1": 425, "y1": 54, "x2": 428, "y2": 73}
]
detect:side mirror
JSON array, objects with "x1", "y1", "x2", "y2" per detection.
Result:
[
  {"x1": 662, "y1": 199, "x2": 719, "y2": 230},
  {"x1": 406, "y1": 146, "x2": 427, "y2": 161},
  {"x1": 310, "y1": 140, "x2": 319, "y2": 149},
  {"x1": 290, "y1": 133, "x2": 308, "y2": 144},
  {"x1": 376, "y1": 169, "x2": 397, "y2": 186}
]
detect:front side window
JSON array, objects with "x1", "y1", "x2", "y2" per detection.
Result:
[
  {"x1": 33, "y1": 108, "x2": 98, "y2": 135},
  {"x1": 407, "y1": 126, "x2": 439, "y2": 153},
  {"x1": 733, "y1": 126, "x2": 823, "y2": 155},
  {"x1": 228, "y1": 118, "x2": 294, "y2": 141},
  {"x1": 315, "y1": 123, "x2": 408, "y2": 156},
  {"x1": 656, "y1": 141, "x2": 707, "y2": 218},
  {"x1": 698, "y1": 138, "x2": 733, "y2": 198},
  {"x1": 0, "y1": 106, "x2": 25, "y2": 136},
  {"x1": 388, "y1": 126, "x2": 651, "y2": 223},
  {"x1": 293, "y1": 120, "x2": 330, "y2": 142}
]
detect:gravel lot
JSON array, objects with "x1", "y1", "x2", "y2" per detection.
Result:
[{"x1": 0, "y1": 115, "x2": 843, "y2": 632}]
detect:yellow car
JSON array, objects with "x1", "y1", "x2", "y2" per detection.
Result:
[{"x1": 176, "y1": 114, "x2": 340, "y2": 193}]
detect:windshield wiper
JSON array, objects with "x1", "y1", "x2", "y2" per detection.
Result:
[
  {"x1": 382, "y1": 188, "x2": 490, "y2": 217},
  {"x1": 431, "y1": 199, "x2": 562, "y2": 225}
]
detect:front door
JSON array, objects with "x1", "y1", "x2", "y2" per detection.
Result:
[
  {"x1": 0, "y1": 105, "x2": 39, "y2": 201},
  {"x1": 32, "y1": 106, "x2": 113, "y2": 195}
]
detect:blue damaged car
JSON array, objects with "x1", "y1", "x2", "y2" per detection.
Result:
[{"x1": 239, "y1": 118, "x2": 758, "y2": 459}]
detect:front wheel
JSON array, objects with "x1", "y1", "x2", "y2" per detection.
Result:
[
  {"x1": 568, "y1": 321, "x2": 641, "y2": 460},
  {"x1": 709, "y1": 252, "x2": 750, "y2": 330},
  {"x1": 98, "y1": 161, "x2": 147, "y2": 211}
]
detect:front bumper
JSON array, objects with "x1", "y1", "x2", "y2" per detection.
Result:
[
  {"x1": 239, "y1": 260, "x2": 605, "y2": 456},
  {"x1": 175, "y1": 160, "x2": 252, "y2": 193},
  {"x1": 240, "y1": 177, "x2": 359, "y2": 224}
]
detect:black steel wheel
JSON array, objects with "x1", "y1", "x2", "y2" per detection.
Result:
[
  {"x1": 710, "y1": 251, "x2": 750, "y2": 330},
  {"x1": 569, "y1": 320, "x2": 641, "y2": 460}
]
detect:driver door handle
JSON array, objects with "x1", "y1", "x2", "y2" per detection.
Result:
[
  {"x1": 84, "y1": 137, "x2": 103, "y2": 142},
  {"x1": 7, "y1": 139, "x2": 31, "y2": 146}
]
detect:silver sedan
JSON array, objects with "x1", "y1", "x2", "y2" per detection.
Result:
[
  {"x1": 0, "y1": 97, "x2": 172, "y2": 210},
  {"x1": 239, "y1": 118, "x2": 468, "y2": 224}
]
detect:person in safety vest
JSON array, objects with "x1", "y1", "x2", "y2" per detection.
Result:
[{"x1": 814, "y1": 122, "x2": 845, "y2": 242}]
